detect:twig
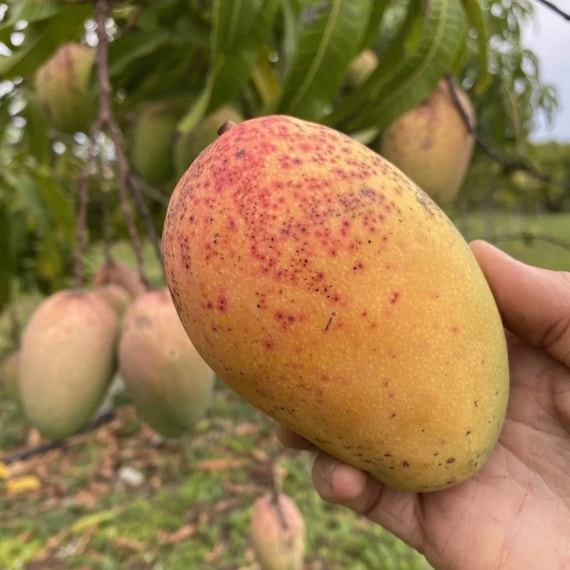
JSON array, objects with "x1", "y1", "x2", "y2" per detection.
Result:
[
  {"x1": 128, "y1": 174, "x2": 163, "y2": 267},
  {"x1": 444, "y1": 74, "x2": 570, "y2": 191},
  {"x1": 3, "y1": 439, "x2": 65, "y2": 465},
  {"x1": 93, "y1": 0, "x2": 150, "y2": 290},
  {"x1": 492, "y1": 231, "x2": 570, "y2": 251},
  {"x1": 134, "y1": 177, "x2": 170, "y2": 206},
  {"x1": 534, "y1": 0, "x2": 570, "y2": 20},
  {"x1": 72, "y1": 136, "x2": 94, "y2": 289},
  {"x1": 1, "y1": 410, "x2": 116, "y2": 465},
  {"x1": 99, "y1": 155, "x2": 113, "y2": 265}
]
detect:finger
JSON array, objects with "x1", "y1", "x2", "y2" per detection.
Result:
[
  {"x1": 311, "y1": 452, "x2": 382, "y2": 513},
  {"x1": 311, "y1": 453, "x2": 424, "y2": 550},
  {"x1": 275, "y1": 424, "x2": 316, "y2": 450},
  {"x1": 470, "y1": 240, "x2": 570, "y2": 368}
]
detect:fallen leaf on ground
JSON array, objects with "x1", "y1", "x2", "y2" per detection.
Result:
[
  {"x1": 112, "y1": 537, "x2": 147, "y2": 552},
  {"x1": 158, "y1": 523, "x2": 197, "y2": 544},
  {"x1": 234, "y1": 423, "x2": 262, "y2": 436},
  {"x1": 194, "y1": 458, "x2": 249, "y2": 471},
  {"x1": 0, "y1": 461, "x2": 9, "y2": 479},
  {"x1": 5, "y1": 475, "x2": 41, "y2": 494}
]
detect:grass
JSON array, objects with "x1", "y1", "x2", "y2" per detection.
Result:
[
  {"x1": 0, "y1": 385, "x2": 430, "y2": 569},
  {"x1": 451, "y1": 210, "x2": 570, "y2": 270},
  {"x1": 0, "y1": 209, "x2": 568, "y2": 569}
]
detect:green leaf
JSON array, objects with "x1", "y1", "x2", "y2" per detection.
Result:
[
  {"x1": 359, "y1": 1, "x2": 389, "y2": 49},
  {"x1": 108, "y1": 30, "x2": 172, "y2": 78},
  {"x1": 277, "y1": 0, "x2": 302, "y2": 79},
  {"x1": 0, "y1": 3, "x2": 92, "y2": 79},
  {"x1": 0, "y1": 201, "x2": 13, "y2": 313},
  {"x1": 71, "y1": 509, "x2": 120, "y2": 534},
  {"x1": 2, "y1": 169, "x2": 46, "y2": 231},
  {"x1": 176, "y1": 87, "x2": 213, "y2": 136},
  {"x1": 326, "y1": 0, "x2": 468, "y2": 132},
  {"x1": 217, "y1": 0, "x2": 264, "y2": 51},
  {"x1": 250, "y1": 48, "x2": 283, "y2": 109},
  {"x1": 30, "y1": 171, "x2": 75, "y2": 243},
  {"x1": 276, "y1": 0, "x2": 374, "y2": 120},
  {"x1": 36, "y1": 232, "x2": 63, "y2": 282},
  {"x1": 460, "y1": 0, "x2": 490, "y2": 93},
  {"x1": 20, "y1": 90, "x2": 51, "y2": 165},
  {"x1": 209, "y1": 0, "x2": 279, "y2": 112},
  {"x1": 177, "y1": 0, "x2": 278, "y2": 134},
  {"x1": 0, "y1": 0, "x2": 61, "y2": 32},
  {"x1": 2, "y1": 165, "x2": 74, "y2": 244}
]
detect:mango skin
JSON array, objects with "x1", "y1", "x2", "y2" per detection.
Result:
[
  {"x1": 34, "y1": 43, "x2": 96, "y2": 135},
  {"x1": 162, "y1": 114, "x2": 509, "y2": 492},
  {"x1": 250, "y1": 493, "x2": 306, "y2": 570},
  {"x1": 19, "y1": 290, "x2": 118, "y2": 440},
  {"x1": 345, "y1": 49, "x2": 378, "y2": 88},
  {"x1": 379, "y1": 80, "x2": 476, "y2": 204},
  {"x1": 118, "y1": 288, "x2": 215, "y2": 438}
]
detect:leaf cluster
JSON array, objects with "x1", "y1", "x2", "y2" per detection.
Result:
[{"x1": 0, "y1": 0, "x2": 560, "y2": 309}]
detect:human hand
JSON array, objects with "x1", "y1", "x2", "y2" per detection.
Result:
[{"x1": 277, "y1": 240, "x2": 570, "y2": 570}]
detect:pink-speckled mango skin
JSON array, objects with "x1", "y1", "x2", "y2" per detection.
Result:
[{"x1": 162, "y1": 115, "x2": 509, "y2": 492}]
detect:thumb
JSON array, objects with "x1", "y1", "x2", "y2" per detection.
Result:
[{"x1": 470, "y1": 240, "x2": 570, "y2": 368}]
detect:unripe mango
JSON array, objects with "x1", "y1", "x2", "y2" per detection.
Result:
[
  {"x1": 173, "y1": 105, "x2": 244, "y2": 178},
  {"x1": 131, "y1": 101, "x2": 184, "y2": 187},
  {"x1": 94, "y1": 283, "x2": 132, "y2": 317},
  {"x1": 379, "y1": 79, "x2": 476, "y2": 204},
  {"x1": 34, "y1": 42, "x2": 96, "y2": 135},
  {"x1": 162, "y1": 115, "x2": 509, "y2": 492},
  {"x1": 93, "y1": 259, "x2": 146, "y2": 299},
  {"x1": 345, "y1": 49, "x2": 378, "y2": 88},
  {"x1": 118, "y1": 288, "x2": 215, "y2": 438},
  {"x1": 19, "y1": 290, "x2": 118, "y2": 439}
]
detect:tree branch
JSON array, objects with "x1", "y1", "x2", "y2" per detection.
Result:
[
  {"x1": 92, "y1": 0, "x2": 156, "y2": 289},
  {"x1": 72, "y1": 133, "x2": 96, "y2": 289},
  {"x1": 534, "y1": 0, "x2": 570, "y2": 21},
  {"x1": 1, "y1": 410, "x2": 116, "y2": 465},
  {"x1": 444, "y1": 74, "x2": 570, "y2": 191},
  {"x1": 492, "y1": 231, "x2": 570, "y2": 251}
]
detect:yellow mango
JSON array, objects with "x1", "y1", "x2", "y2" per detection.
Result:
[
  {"x1": 250, "y1": 493, "x2": 306, "y2": 570},
  {"x1": 379, "y1": 79, "x2": 476, "y2": 204},
  {"x1": 161, "y1": 115, "x2": 509, "y2": 492}
]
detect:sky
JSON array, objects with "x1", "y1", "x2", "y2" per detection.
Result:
[{"x1": 523, "y1": 1, "x2": 570, "y2": 142}]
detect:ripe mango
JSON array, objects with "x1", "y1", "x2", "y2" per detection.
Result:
[
  {"x1": 94, "y1": 283, "x2": 132, "y2": 317},
  {"x1": 19, "y1": 290, "x2": 118, "y2": 439},
  {"x1": 92, "y1": 259, "x2": 146, "y2": 299},
  {"x1": 118, "y1": 288, "x2": 215, "y2": 438},
  {"x1": 162, "y1": 115, "x2": 509, "y2": 492},
  {"x1": 250, "y1": 493, "x2": 306, "y2": 570},
  {"x1": 379, "y1": 79, "x2": 476, "y2": 204}
]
